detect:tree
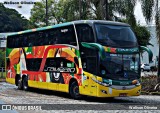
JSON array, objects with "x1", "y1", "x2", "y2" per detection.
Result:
[
  {"x1": 0, "y1": 3, "x2": 30, "y2": 32},
  {"x1": 134, "y1": 24, "x2": 151, "y2": 46},
  {"x1": 30, "y1": 0, "x2": 65, "y2": 27},
  {"x1": 139, "y1": 0, "x2": 160, "y2": 75}
]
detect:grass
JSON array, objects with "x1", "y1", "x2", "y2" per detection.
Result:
[{"x1": 0, "y1": 72, "x2": 6, "y2": 79}]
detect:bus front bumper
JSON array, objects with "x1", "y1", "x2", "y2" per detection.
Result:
[{"x1": 97, "y1": 85, "x2": 141, "y2": 97}]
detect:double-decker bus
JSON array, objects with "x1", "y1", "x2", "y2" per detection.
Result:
[{"x1": 6, "y1": 20, "x2": 152, "y2": 99}]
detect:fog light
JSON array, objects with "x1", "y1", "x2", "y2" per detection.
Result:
[
  {"x1": 101, "y1": 90, "x2": 107, "y2": 94},
  {"x1": 137, "y1": 90, "x2": 141, "y2": 94}
]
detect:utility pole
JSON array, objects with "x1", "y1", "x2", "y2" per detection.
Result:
[
  {"x1": 105, "y1": 0, "x2": 109, "y2": 20},
  {"x1": 46, "y1": 0, "x2": 48, "y2": 26}
]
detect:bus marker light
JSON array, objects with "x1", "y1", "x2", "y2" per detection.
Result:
[
  {"x1": 132, "y1": 80, "x2": 137, "y2": 85},
  {"x1": 137, "y1": 90, "x2": 141, "y2": 94}
]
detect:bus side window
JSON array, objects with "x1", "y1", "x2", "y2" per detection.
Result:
[
  {"x1": 58, "y1": 25, "x2": 77, "y2": 46},
  {"x1": 47, "y1": 29, "x2": 57, "y2": 45},
  {"x1": 75, "y1": 24, "x2": 94, "y2": 42},
  {"x1": 28, "y1": 33, "x2": 35, "y2": 47},
  {"x1": 19, "y1": 34, "x2": 27, "y2": 47},
  {"x1": 8, "y1": 35, "x2": 19, "y2": 48},
  {"x1": 7, "y1": 36, "x2": 14, "y2": 48},
  {"x1": 15, "y1": 36, "x2": 19, "y2": 48},
  {"x1": 37, "y1": 31, "x2": 44, "y2": 46},
  {"x1": 24, "y1": 35, "x2": 28, "y2": 47}
]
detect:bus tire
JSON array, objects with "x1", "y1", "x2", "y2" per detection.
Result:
[
  {"x1": 69, "y1": 81, "x2": 81, "y2": 99},
  {"x1": 22, "y1": 76, "x2": 29, "y2": 91},
  {"x1": 17, "y1": 78, "x2": 22, "y2": 90}
]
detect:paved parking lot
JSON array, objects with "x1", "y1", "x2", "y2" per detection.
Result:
[{"x1": 0, "y1": 82, "x2": 160, "y2": 113}]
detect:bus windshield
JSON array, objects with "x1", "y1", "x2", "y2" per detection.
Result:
[
  {"x1": 100, "y1": 53, "x2": 140, "y2": 80},
  {"x1": 95, "y1": 24, "x2": 138, "y2": 47}
]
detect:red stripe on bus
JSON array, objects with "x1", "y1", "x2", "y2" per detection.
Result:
[{"x1": 39, "y1": 45, "x2": 67, "y2": 71}]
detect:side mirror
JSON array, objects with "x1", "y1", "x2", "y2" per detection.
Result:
[
  {"x1": 81, "y1": 42, "x2": 106, "y2": 60},
  {"x1": 140, "y1": 46, "x2": 153, "y2": 63}
]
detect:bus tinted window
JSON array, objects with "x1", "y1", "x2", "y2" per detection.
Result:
[
  {"x1": 28, "y1": 33, "x2": 36, "y2": 47},
  {"x1": 7, "y1": 35, "x2": 19, "y2": 48},
  {"x1": 95, "y1": 24, "x2": 138, "y2": 47},
  {"x1": 35, "y1": 31, "x2": 45, "y2": 46},
  {"x1": 57, "y1": 25, "x2": 77, "y2": 46},
  {"x1": 7, "y1": 25, "x2": 77, "y2": 48},
  {"x1": 75, "y1": 24, "x2": 94, "y2": 42}
]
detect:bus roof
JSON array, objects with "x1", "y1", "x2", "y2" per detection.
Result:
[
  {"x1": 72, "y1": 20, "x2": 130, "y2": 26},
  {"x1": 7, "y1": 20, "x2": 130, "y2": 37}
]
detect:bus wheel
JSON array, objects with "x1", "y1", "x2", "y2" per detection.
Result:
[
  {"x1": 69, "y1": 81, "x2": 81, "y2": 99},
  {"x1": 22, "y1": 76, "x2": 29, "y2": 91},
  {"x1": 17, "y1": 79, "x2": 22, "y2": 90}
]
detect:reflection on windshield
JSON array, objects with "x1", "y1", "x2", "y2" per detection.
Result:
[
  {"x1": 100, "y1": 53, "x2": 140, "y2": 80},
  {"x1": 95, "y1": 24, "x2": 138, "y2": 47}
]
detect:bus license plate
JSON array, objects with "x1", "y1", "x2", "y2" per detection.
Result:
[{"x1": 119, "y1": 93, "x2": 127, "y2": 97}]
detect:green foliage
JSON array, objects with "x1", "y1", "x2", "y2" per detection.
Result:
[
  {"x1": 30, "y1": 0, "x2": 65, "y2": 27},
  {"x1": 62, "y1": 0, "x2": 94, "y2": 21},
  {"x1": 30, "y1": 0, "x2": 47, "y2": 27},
  {"x1": 0, "y1": 3, "x2": 30, "y2": 32},
  {"x1": 133, "y1": 24, "x2": 150, "y2": 46},
  {"x1": 0, "y1": 50, "x2": 5, "y2": 67},
  {"x1": 140, "y1": 0, "x2": 154, "y2": 23},
  {"x1": 0, "y1": 72, "x2": 6, "y2": 79}
]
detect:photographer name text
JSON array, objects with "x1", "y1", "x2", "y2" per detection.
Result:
[{"x1": 3, "y1": 1, "x2": 36, "y2": 5}]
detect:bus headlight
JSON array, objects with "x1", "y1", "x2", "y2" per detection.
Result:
[
  {"x1": 137, "y1": 90, "x2": 141, "y2": 94},
  {"x1": 132, "y1": 80, "x2": 140, "y2": 86},
  {"x1": 91, "y1": 78, "x2": 110, "y2": 87}
]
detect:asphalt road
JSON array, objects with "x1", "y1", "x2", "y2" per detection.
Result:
[{"x1": 0, "y1": 82, "x2": 160, "y2": 113}]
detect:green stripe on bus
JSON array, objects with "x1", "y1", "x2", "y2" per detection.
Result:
[
  {"x1": 7, "y1": 22, "x2": 72, "y2": 36},
  {"x1": 81, "y1": 42, "x2": 106, "y2": 60},
  {"x1": 75, "y1": 50, "x2": 80, "y2": 57}
]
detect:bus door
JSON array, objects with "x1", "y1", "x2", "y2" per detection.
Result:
[
  {"x1": 80, "y1": 45, "x2": 98, "y2": 96},
  {"x1": 75, "y1": 24, "x2": 98, "y2": 96}
]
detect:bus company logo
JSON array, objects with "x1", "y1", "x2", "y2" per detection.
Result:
[
  {"x1": 118, "y1": 48, "x2": 138, "y2": 52},
  {"x1": 44, "y1": 67, "x2": 75, "y2": 73}
]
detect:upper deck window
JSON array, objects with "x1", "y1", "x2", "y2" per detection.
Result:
[
  {"x1": 75, "y1": 24, "x2": 94, "y2": 42},
  {"x1": 7, "y1": 25, "x2": 77, "y2": 48}
]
